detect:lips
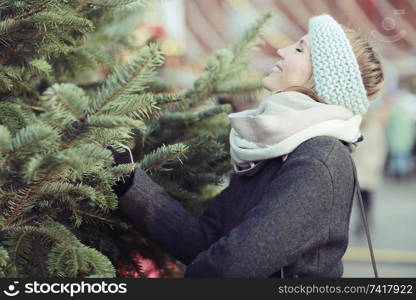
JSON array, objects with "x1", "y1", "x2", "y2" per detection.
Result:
[
  {"x1": 269, "y1": 64, "x2": 282, "y2": 74},
  {"x1": 275, "y1": 63, "x2": 283, "y2": 72}
]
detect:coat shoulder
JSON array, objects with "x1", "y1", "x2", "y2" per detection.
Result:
[
  {"x1": 289, "y1": 136, "x2": 352, "y2": 165},
  {"x1": 286, "y1": 137, "x2": 355, "y2": 202}
]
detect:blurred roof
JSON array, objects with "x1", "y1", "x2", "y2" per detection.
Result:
[{"x1": 180, "y1": 0, "x2": 416, "y2": 75}]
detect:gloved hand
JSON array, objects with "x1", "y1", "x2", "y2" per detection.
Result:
[
  {"x1": 117, "y1": 165, "x2": 167, "y2": 215},
  {"x1": 116, "y1": 162, "x2": 188, "y2": 260},
  {"x1": 116, "y1": 162, "x2": 219, "y2": 266}
]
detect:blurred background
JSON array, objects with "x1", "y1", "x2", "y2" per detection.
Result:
[{"x1": 117, "y1": 0, "x2": 416, "y2": 277}]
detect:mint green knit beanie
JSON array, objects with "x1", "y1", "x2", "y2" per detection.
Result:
[{"x1": 309, "y1": 14, "x2": 369, "y2": 115}]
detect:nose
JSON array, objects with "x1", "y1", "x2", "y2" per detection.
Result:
[{"x1": 276, "y1": 48, "x2": 284, "y2": 59}]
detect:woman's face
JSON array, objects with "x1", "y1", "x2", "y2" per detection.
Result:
[{"x1": 262, "y1": 34, "x2": 312, "y2": 92}]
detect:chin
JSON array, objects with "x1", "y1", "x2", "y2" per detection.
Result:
[{"x1": 261, "y1": 77, "x2": 273, "y2": 91}]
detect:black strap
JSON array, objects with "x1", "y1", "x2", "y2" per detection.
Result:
[{"x1": 351, "y1": 157, "x2": 379, "y2": 278}]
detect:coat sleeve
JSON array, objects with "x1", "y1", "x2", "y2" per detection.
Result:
[
  {"x1": 118, "y1": 167, "x2": 234, "y2": 265},
  {"x1": 184, "y1": 157, "x2": 334, "y2": 277}
]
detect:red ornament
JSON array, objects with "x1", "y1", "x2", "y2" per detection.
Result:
[
  {"x1": 116, "y1": 249, "x2": 183, "y2": 278},
  {"x1": 149, "y1": 25, "x2": 165, "y2": 38}
]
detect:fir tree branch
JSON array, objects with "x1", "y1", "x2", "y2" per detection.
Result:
[
  {"x1": 4, "y1": 220, "x2": 115, "y2": 277},
  {"x1": 0, "y1": 18, "x2": 22, "y2": 38},
  {"x1": 10, "y1": 212, "x2": 49, "y2": 228},
  {"x1": 25, "y1": 105, "x2": 47, "y2": 113},
  {"x1": 55, "y1": 88, "x2": 85, "y2": 122},
  {"x1": 140, "y1": 143, "x2": 189, "y2": 173},
  {"x1": 89, "y1": 43, "x2": 164, "y2": 115},
  {"x1": 5, "y1": 123, "x2": 61, "y2": 159},
  {"x1": 9, "y1": 225, "x2": 63, "y2": 272},
  {"x1": 0, "y1": 125, "x2": 11, "y2": 153},
  {"x1": 230, "y1": 11, "x2": 273, "y2": 63},
  {"x1": 56, "y1": 45, "x2": 163, "y2": 150},
  {"x1": 33, "y1": 239, "x2": 49, "y2": 277},
  {"x1": 12, "y1": 0, "x2": 53, "y2": 21},
  {"x1": 12, "y1": 231, "x2": 32, "y2": 270},
  {"x1": 41, "y1": 119, "x2": 69, "y2": 132},
  {"x1": 180, "y1": 12, "x2": 272, "y2": 110},
  {"x1": 4, "y1": 188, "x2": 32, "y2": 226},
  {"x1": 76, "y1": 210, "x2": 127, "y2": 228},
  {"x1": 58, "y1": 123, "x2": 86, "y2": 151}
]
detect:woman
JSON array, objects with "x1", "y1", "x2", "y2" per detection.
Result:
[{"x1": 117, "y1": 14, "x2": 384, "y2": 277}]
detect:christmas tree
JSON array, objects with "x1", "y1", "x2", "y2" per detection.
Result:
[{"x1": 0, "y1": 0, "x2": 272, "y2": 278}]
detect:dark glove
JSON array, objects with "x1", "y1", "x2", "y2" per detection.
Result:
[
  {"x1": 117, "y1": 165, "x2": 170, "y2": 235},
  {"x1": 118, "y1": 166, "x2": 165, "y2": 206},
  {"x1": 117, "y1": 165, "x2": 214, "y2": 265}
]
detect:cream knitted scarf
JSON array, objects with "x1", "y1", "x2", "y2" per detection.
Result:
[{"x1": 228, "y1": 91, "x2": 362, "y2": 175}]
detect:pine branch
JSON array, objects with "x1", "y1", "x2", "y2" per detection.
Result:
[
  {"x1": 75, "y1": 209, "x2": 128, "y2": 229},
  {"x1": 152, "y1": 92, "x2": 184, "y2": 110},
  {"x1": 31, "y1": 11, "x2": 94, "y2": 32},
  {"x1": 140, "y1": 143, "x2": 189, "y2": 173},
  {"x1": 4, "y1": 188, "x2": 33, "y2": 226},
  {"x1": 12, "y1": 0, "x2": 53, "y2": 20},
  {"x1": 85, "y1": 127, "x2": 133, "y2": 149},
  {"x1": 230, "y1": 11, "x2": 273, "y2": 63},
  {"x1": 0, "y1": 0, "x2": 269, "y2": 279},
  {"x1": 8, "y1": 212, "x2": 49, "y2": 228},
  {"x1": 0, "y1": 125, "x2": 11, "y2": 152},
  {"x1": 48, "y1": 243, "x2": 115, "y2": 277},
  {"x1": 32, "y1": 239, "x2": 49, "y2": 277},
  {"x1": 38, "y1": 182, "x2": 113, "y2": 211},
  {"x1": 87, "y1": 115, "x2": 146, "y2": 130},
  {"x1": 22, "y1": 143, "x2": 113, "y2": 183},
  {"x1": 88, "y1": 43, "x2": 164, "y2": 115},
  {"x1": 40, "y1": 83, "x2": 89, "y2": 122},
  {"x1": 27, "y1": 58, "x2": 52, "y2": 78},
  {"x1": 159, "y1": 104, "x2": 232, "y2": 127},
  {"x1": 181, "y1": 12, "x2": 272, "y2": 110},
  {"x1": 0, "y1": 104, "x2": 28, "y2": 147},
  {"x1": 49, "y1": 46, "x2": 164, "y2": 149},
  {"x1": 3, "y1": 220, "x2": 115, "y2": 277},
  {"x1": 196, "y1": 104, "x2": 232, "y2": 120},
  {"x1": 6, "y1": 123, "x2": 60, "y2": 158},
  {"x1": 0, "y1": 246, "x2": 10, "y2": 277},
  {"x1": 0, "y1": 18, "x2": 22, "y2": 38},
  {"x1": 99, "y1": 93, "x2": 161, "y2": 120},
  {"x1": 4, "y1": 223, "x2": 64, "y2": 274}
]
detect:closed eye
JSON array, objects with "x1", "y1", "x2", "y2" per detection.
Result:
[{"x1": 297, "y1": 39, "x2": 306, "y2": 53}]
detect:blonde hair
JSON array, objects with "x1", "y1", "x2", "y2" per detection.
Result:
[{"x1": 279, "y1": 26, "x2": 385, "y2": 104}]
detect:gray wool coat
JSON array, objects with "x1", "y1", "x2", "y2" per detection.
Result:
[{"x1": 118, "y1": 136, "x2": 357, "y2": 278}]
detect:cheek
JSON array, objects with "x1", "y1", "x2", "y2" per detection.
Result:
[
  {"x1": 262, "y1": 72, "x2": 283, "y2": 90},
  {"x1": 285, "y1": 60, "x2": 312, "y2": 85}
]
